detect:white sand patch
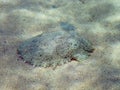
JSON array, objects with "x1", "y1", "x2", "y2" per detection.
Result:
[
  {"x1": 111, "y1": 42, "x2": 120, "y2": 67},
  {"x1": 0, "y1": 0, "x2": 20, "y2": 5}
]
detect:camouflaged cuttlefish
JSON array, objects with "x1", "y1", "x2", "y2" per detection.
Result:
[{"x1": 17, "y1": 30, "x2": 94, "y2": 67}]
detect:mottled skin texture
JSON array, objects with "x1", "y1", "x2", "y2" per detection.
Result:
[{"x1": 17, "y1": 30, "x2": 94, "y2": 67}]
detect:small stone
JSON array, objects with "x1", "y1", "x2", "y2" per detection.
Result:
[{"x1": 60, "y1": 22, "x2": 76, "y2": 31}]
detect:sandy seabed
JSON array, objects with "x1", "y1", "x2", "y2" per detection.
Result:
[{"x1": 0, "y1": 0, "x2": 120, "y2": 90}]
